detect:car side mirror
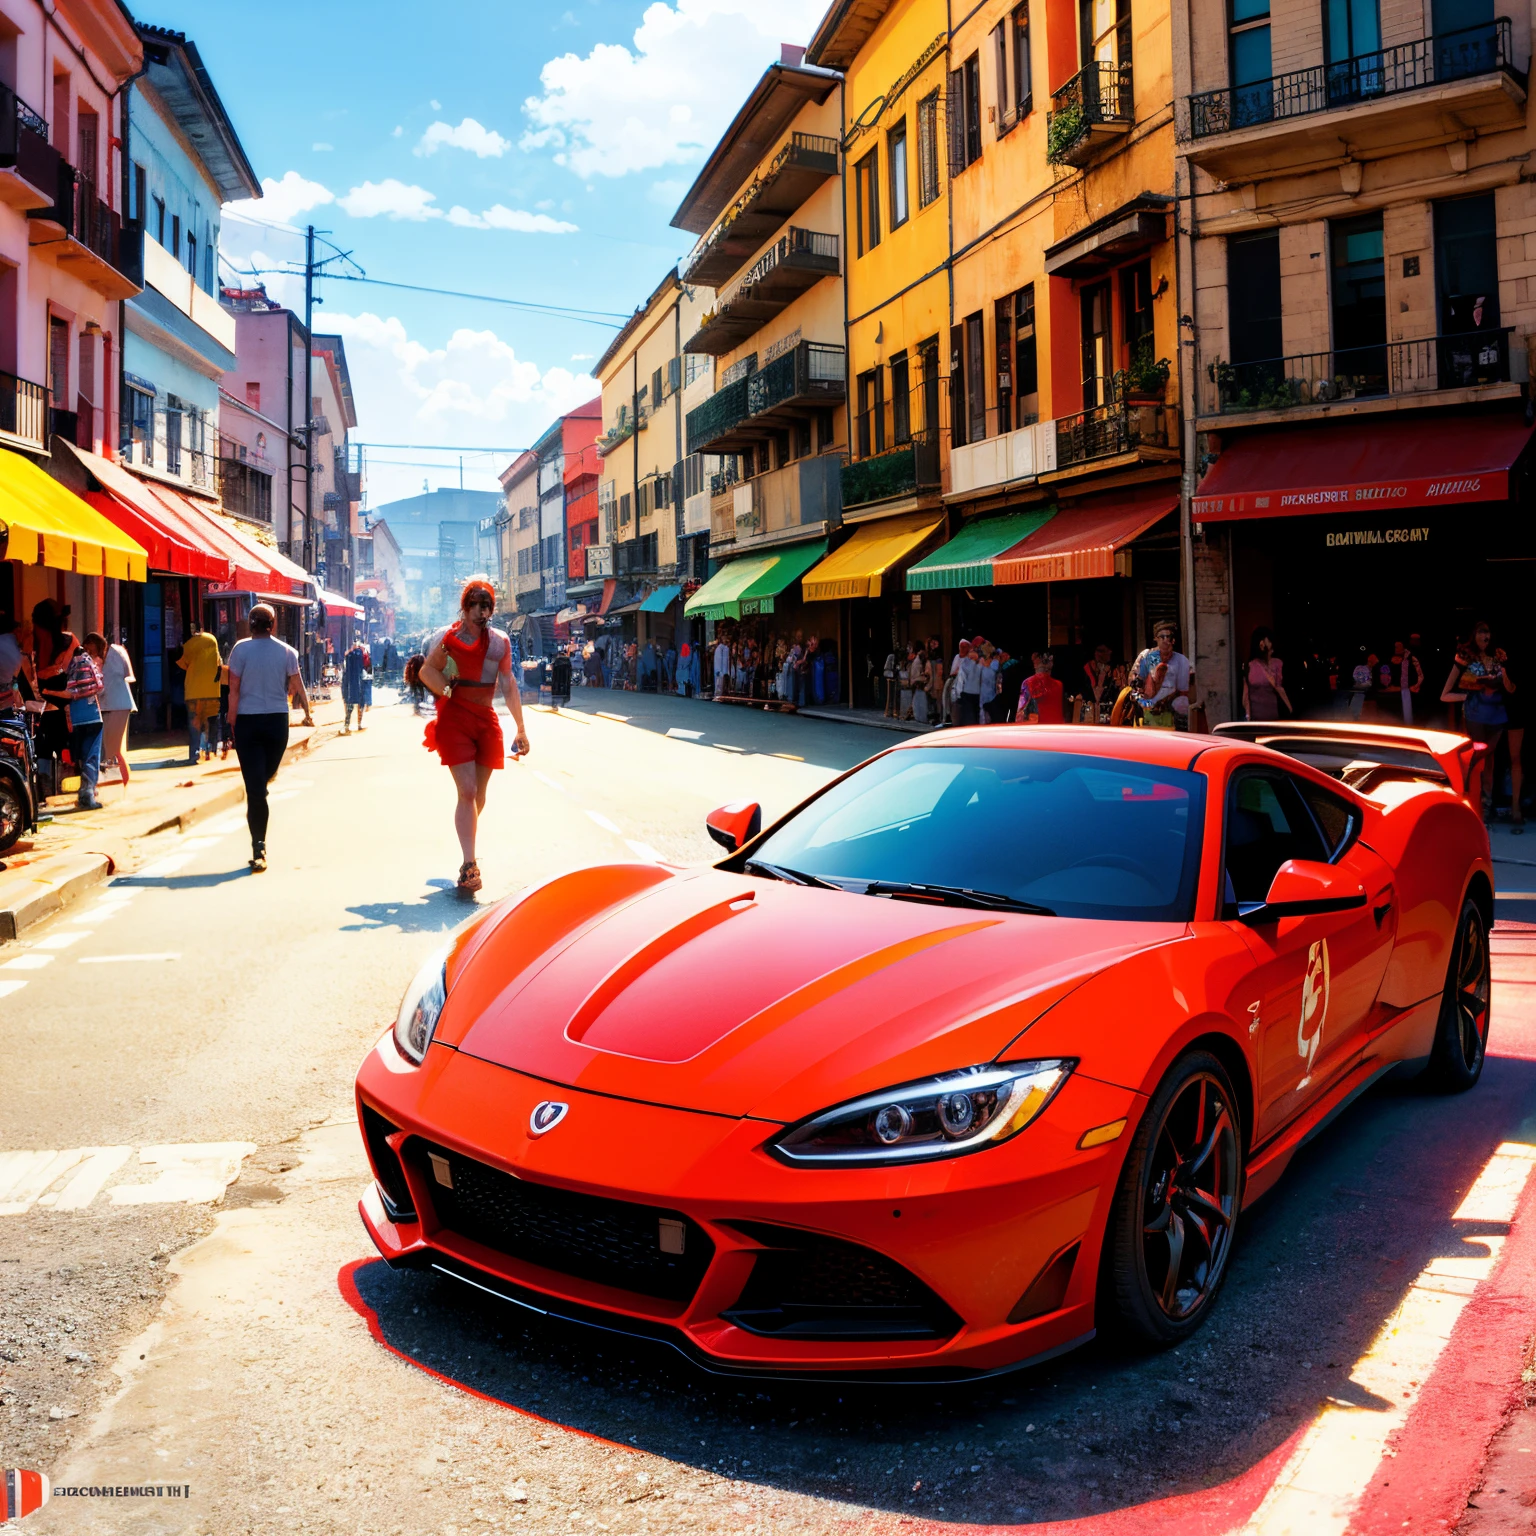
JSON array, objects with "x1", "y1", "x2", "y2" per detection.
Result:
[
  {"x1": 1239, "y1": 859, "x2": 1368, "y2": 925},
  {"x1": 706, "y1": 800, "x2": 761, "y2": 853}
]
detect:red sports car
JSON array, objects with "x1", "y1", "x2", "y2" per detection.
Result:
[{"x1": 355, "y1": 720, "x2": 1493, "y2": 1379}]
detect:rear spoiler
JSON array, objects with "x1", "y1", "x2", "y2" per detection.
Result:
[{"x1": 1211, "y1": 719, "x2": 1485, "y2": 804}]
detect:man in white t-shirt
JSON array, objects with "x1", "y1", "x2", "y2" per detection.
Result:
[
  {"x1": 713, "y1": 636, "x2": 730, "y2": 699},
  {"x1": 1132, "y1": 621, "x2": 1195, "y2": 730},
  {"x1": 950, "y1": 638, "x2": 984, "y2": 726}
]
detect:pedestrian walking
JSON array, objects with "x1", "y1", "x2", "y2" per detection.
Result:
[
  {"x1": 228, "y1": 602, "x2": 313, "y2": 873},
  {"x1": 418, "y1": 579, "x2": 530, "y2": 894},
  {"x1": 59, "y1": 633, "x2": 105, "y2": 809},
  {"x1": 1020, "y1": 651, "x2": 1065, "y2": 723},
  {"x1": 1386, "y1": 639, "x2": 1424, "y2": 725},
  {"x1": 1131, "y1": 622, "x2": 1195, "y2": 730},
  {"x1": 1242, "y1": 627, "x2": 1293, "y2": 721},
  {"x1": 91, "y1": 633, "x2": 135, "y2": 790},
  {"x1": 909, "y1": 643, "x2": 930, "y2": 723},
  {"x1": 951, "y1": 639, "x2": 984, "y2": 726},
  {"x1": 342, "y1": 640, "x2": 369, "y2": 733},
  {"x1": 979, "y1": 642, "x2": 1000, "y2": 722},
  {"x1": 1441, "y1": 620, "x2": 1515, "y2": 824},
  {"x1": 1082, "y1": 643, "x2": 1116, "y2": 723},
  {"x1": 177, "y1": 617, "x2": 222, "y2": 763}
]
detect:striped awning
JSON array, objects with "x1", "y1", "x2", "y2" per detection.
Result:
[
  {"x1": 0, "y1": 447, "x2": 146, "y2": 581},
  {"x1": 905, "y1": 509, "x2": 1053, "y2": 591}
]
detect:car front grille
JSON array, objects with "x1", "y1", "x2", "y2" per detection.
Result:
[
  {"x1": 722, "y1": 1222, "x2": 962, "y2": 1341},
  {"x1": 419, "y1": 1143, "x2": 715, "y2": 1304}
]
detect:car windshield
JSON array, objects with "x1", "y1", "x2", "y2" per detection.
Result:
[{"x1": 745, "y1": 747, "x2": 1206, "y2": 922}]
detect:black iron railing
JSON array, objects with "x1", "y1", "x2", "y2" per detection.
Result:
[
  {"x1": 0, "y1": 371, "x2": 46, "y2": 448},
  {"x1": 1187, "y1": 19, "x2": 1516, "y2": 138},
  {"x1": 686, "y1": 341, "x2": 845, "y2": 455},
  {"x1": 1047, "y1": 61, "x2": 1133, "y2": 163},
  {"x1": 1206, "y1": 329, "x2": 1514, "y2": 413},
  {"x1": 841, "y1": 431, "x2": 941, "y2": 509},
  {"x1": 1054, "y1": 400, "x2": 1177, "y2": 467}
]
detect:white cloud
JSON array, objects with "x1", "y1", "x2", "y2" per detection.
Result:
[
  {"x1": 392, "y1": 125, "x2": 403, "y2": 137},
  {"x1": 415, "y1": 117, "x2": 513, "y2": 158},
  {"x1": 521, "y1": 0, "x2": 828, "y2": 178},
  {"x1": 571, "y1": 352, "x2": 594, "y2": 361},
  {"x1": 338, "y1": 179, "x2": 443, "y2": 221},
  {"x1": 446, "y1": 204, "x2": 579, "y2": 233},
  {"x1": 430, "y1": 99, "x2": 442, "y2": 111},
  {"x1": 326, "y1": 310, "x2": 600, "y2": 504},
  {"x1": 225, "y1": 169, "x2": 335, "y2": 228},
  {"x1": 312, "y1": 141, "x2": 334, "y2": 152}
]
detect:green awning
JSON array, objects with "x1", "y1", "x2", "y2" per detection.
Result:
[
  {"x1": 684, "y1": 539, "x2": 827, "y2": 620},
  {"x1": 906, "y1": 509, "x2": 1056, "y2": 591}
]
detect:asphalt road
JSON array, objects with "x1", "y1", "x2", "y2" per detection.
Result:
[{"x1": 2, "y1": 688, "x2": 1533, "y2": 1535}]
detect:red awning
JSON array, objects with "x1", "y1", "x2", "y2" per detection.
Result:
[
  {"x1": 142, "y1": 485, "x2": 273, "y2": 591},
  {"x1": 595, "y1": 577, "x2": 618, "y2": 616},
  {"x1": 1192, "y1": 413, "x2": 1536, "y2": 522},
  {"x1": 993, "y1": 490, "x2": 1178, "y2": 584},
  {"x1": 320, "y1": 588, "x2": 362, "y2": 617}
]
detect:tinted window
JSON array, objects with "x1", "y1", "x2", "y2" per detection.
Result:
[
  {"x1": 749, "y1": 747, "x2": 1205, "y2": 922},
  {"x1": 1294, "y1": 776, "x2": 1356, "y2": 857},
  {"x1": 1224, "y1": 771, "x2": 1328, "y2": 907}
]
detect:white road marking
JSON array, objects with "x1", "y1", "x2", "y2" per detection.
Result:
[
  {"x1": 586, "y1": 810, "x2": 621, "y2": 834},
  {"x1": 78, "y1": 953, "x2": 181, "y2": 964},
  {"x1": 665, "y1": 727, "x2": 705, "y2": 740},
  {"x1": 0, "y1": 1151, "x2": 55, "y2": 1201},
  {"x1": 177, "y1": 836, "x2": 224, "y2": 851},
  {"x1": 625, "y1": 840, "x2": 664, "y2": 863},
  {"x1": 1244, "y1": 1140, "x2": 1536, "y2": 1536},
  {"x1": 109, "y1": 1143, "x2": 256, "y2": 1206},
  {"x1": 1, "y1": 954, "x2": 53, "y2": 970},
  {"x1": 52, "y1": 1147, "x2": 132, "y2": 1211},
  {"x1": 69, "y1": 903, "x2": 129, "y2": 923},
  {"x1": 0, "y1": 979, "x2": 26, "y2": 998},
  {"x1": 531, "y1": 770, "x2": 570, "y2": 796},
  {"x1": 34, "y1": 932, "x2": 87, "y2": 950}
]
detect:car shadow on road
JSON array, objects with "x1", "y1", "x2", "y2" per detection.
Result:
[
  {"x1": 342, "y1": 881, "x2": 484, "y2": 932},
  {"x1": 114, "y1": 869, "x2": 252, "y2": 889},
  {"x1": 342, "y1": 1054, "x2": 1536, "y2": 1529}
]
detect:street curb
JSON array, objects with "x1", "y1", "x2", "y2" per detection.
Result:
[{"x1": 0, "y1": 719, "x2": 342, "y2": 943}]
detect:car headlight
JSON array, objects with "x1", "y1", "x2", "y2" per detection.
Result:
[
  {"x1": 393, "y1": 946, "x2": 451, "y2": 1065},
  {"x1": 770, "y1": 1061, "x2": 1073, "y2": 1166}
]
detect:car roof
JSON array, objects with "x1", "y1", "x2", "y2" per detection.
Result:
[{"x1": 887, "y1": 725, "x2": 1219, "y2": 770}]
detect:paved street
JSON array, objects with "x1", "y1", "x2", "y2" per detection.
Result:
[{"x1": 2, "y1": 692, "x2": 1534, "y2": 1535}]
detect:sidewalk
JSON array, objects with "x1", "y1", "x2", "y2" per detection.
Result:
[{"x1": 0, "y1": 695, "x2": 351, "y2": 941}]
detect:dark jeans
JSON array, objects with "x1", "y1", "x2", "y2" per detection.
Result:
[
  {"x1": 955, "y1": 692, "x2": 982, "y2": 727},
  {"x1": 234, "y1": 713, "x2": 289, "y2": 847},
  {"x1": 71, "y1": 721, "x2": 102, "y2": 803}
]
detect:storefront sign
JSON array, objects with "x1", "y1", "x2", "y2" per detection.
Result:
[
  {"x1": 1194, "y1": 472, "x2": 1506, "y2": 521},
  {"x1": 586, "y1": 543, "x2": 613, "y2": 577},
  {"x1": 1322, "y1": 526, "x2": 1430, "y2": 548}
]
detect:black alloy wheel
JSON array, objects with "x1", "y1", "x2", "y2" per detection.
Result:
[
  {"x1": 0, "y1": 779, "x2": 24, "y2": 852},
  {"x1": 1425, "y1": 897, "x2": 1491, "y2": 1092},
  {"x1": 1105, "y1": 1051, "x2": 1242, "y2": 1346}
]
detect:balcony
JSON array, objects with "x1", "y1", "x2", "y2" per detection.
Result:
[
  {"x1": 0, "y1": 371, "x2": 46, "y2": 452},
  {"x1": 711, "y1": 454, "x2": 842, "y2": 549},
  {"x1": 1047, "y1": 62, "x2": 1133, "y2": 167},
  {"x1": 842, "y1": 433, "x2": 943, "y2": 512},
  {"x1": 685, "y1": 340, "x2": 846, "y2": 455},
  {"x1": 685, "y1": 229, "x2": 841, "y2": 356},
  {"x1": 948, "y1": 413, "x2": 1055, "y2": 499},
  {"x1": 29, "y1": 167, "x2": 141, "y2": 299},
  {"x1": 0, "y1": 86, "x2": 58, "y2": 212},
  {"x1": 615, "y1": 532, "x2": 659, "y2": 576},
  {"x1": 683, "y1": 133, "x2": 841, "y2": 287},
  {"x1": 1200, "y1": 329, "x2": 1515, "y2": 422},
  {"x1": 1051, "y1": 400, "x2": 1180, "y2": 475},
  {"x1": 1183, "y1": 21, "x2": 1526, "y2": 180}
]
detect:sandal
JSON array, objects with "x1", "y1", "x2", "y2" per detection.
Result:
[{"x1": 456, "y1": 860, "x2": 482, "y2": 893}]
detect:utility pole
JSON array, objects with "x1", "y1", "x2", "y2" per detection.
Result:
[{"x1": 303, "y1": 223, "x2": 315, "y2": 581}]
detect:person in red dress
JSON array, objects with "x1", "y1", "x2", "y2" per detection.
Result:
[
  {"x1": 1020, "y1": 650, "x2": 1066, "y2": 723},
  {"x1": 419, "y1": 579, "x2": 530, "y2": 892}
]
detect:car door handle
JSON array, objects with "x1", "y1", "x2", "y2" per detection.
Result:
[{"x1": 1373, "y1": 895, "x2": 1394, "y2": 927}]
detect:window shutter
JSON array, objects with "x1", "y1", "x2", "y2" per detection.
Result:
[
  {"x1": 651, "y1": 367, "x2": 664, "y2": 405},
  {"x1": 947, "y1": 71, "x2": 966, "y2": 177}
]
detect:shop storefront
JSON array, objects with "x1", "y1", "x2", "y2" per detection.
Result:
[
  {"x1": 801, "y1": 511, "x2": 944, "y2": 709},
  {"x1": 1194, "y1": 408, "x2": 1536, "y2": 723}
]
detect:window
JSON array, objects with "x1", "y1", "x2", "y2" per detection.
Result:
[
  {"x1": 1014, "y1": 285, "x2": 1039, "y2": 423},
  {"x1": 890, "y1": 351, "x2": 911, "y2": 443},
  {"x1": 153, "y1": 196, "x2": 165, "y2": 247},
  {"x1": 919, "y1": 337, "x2": 941, "y2": 438},
  {"x1": 1330, "y1": 211, "x2": 1386, "y2": 389},
  {"x1": 1014, "y1": 4, "x2": 1033, "y2": 119},
  {"x1": 187, "y1": 232, "x2": 196, "y2": 277},
  {"x1": 1222, "y1": 771, "x2": 1329, "y2": 910},
  {"x1": 619, "y1": 491, "x2": 631, "y2": 525},
  {"x1": 1325, "y1": 0, "x2": 1381, "y2": 105},
  {"x1": 133, "y1": 163, "x2": 146, "y2": 223},
  {"x1": 854, "y1": 149, "x2": 880, "y2": 255},
  {"x1": 171, "y1": 214, "x2": 180, "y2": 259},
  {"x1": 1226, "y1": 231, "x2": 1283, "y2": 368},
  {"x1": 856, "y1": 368, "x2": 884, "y2": 456},
  {"x1": 947, "y1": 55, "x2": 982, "y2": 174},
  {"x1": 888, "y1": 122, "x2": 909, "y2": 229},
  {"x1": 916, "y1": 91, "x2": 941, "y2": 207},
  {"x1": 245, "y1": 381, "x2": 261, "y2": 411},
  {"x1": 1083, "y1": 0, "x2": 1133, "y2": 71},
  {"x1": 995, "y1": 297, "x2": 1014, "y2": 429},
  {"x1": 1435, "y1": 192, "x2": 1501, "y2": 385},
  {"x1": 666, "y1": 356, "x2": 681, "y2": 395},
  {"x1": 123, "y1": 383, "x2": 153, "y2": 463},
  {"x1": 1080, "y1": 281, "x2": 1111, "y2": 408},
  {"x1": 964, "y1": 312, "x2": 986, "y2": 443},
  {"x1": 1294, "y1": 779, "x2": 1358, "y2": 859},
  {"x1": 651, "y1": 365, "x2": 664, "y2": 405},
  {"x1": 1228, "y1": 0, "x2": 1274, "y2": 127},
  {"x1": 165, "y1": 407, "x2": 183, "y2": 475},
  {"x1": 992, "y1": 21, "x2": 1012, "y2": 133},
  {"x1": 1121, "y1": 260, "x2": 1154, "y2": 368},
  {"x1": 949, "y1": 324, "x2": 966, "y2": 448}
]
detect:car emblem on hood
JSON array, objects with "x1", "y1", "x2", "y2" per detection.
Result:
[{"x1": 529, "y1": 1101, "x2": 569, "y2": 1137}]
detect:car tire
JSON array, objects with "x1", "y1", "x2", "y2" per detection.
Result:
[
  {"x1": 1424, "y1": 897, "x2": 1491, "y2": 1093},
  {"x1": 0, "y1": 779, "x2": 24, "y2": 852},
  {"x1": 1103, "y1": 1050, "x2": 1243, "y2": 1348}
]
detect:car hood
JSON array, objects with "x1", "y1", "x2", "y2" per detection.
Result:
[{"x1": 442, "y1": 867, "x2": 1183, "y2": 1122}]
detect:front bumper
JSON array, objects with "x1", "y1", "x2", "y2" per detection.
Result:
[{"x1": 355, "y1": 1031, "x2": 1141, "y2": 1376}]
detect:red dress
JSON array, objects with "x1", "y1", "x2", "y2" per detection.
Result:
[{"x1": 424, "y1": 626, "x2": 507, "y2": 769}]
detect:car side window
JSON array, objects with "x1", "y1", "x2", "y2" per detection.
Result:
[
  {"x1": 1292, "y1": 776, "x2": 1357, "y2": 860},
  {"x1": 1223, "y1": 770, "x2": 1329, "y2": 910}
]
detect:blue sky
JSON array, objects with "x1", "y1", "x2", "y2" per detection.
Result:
[{"x1": 135, "y1": 0, "x2": 829, "y2": 506}]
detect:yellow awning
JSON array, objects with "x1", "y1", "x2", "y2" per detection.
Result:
[
  {"x1": 802, "y1": 511, "x2": 944, "y2": 602},
  {"x1": 0, "y1": 447, "x2": 147, "y2": 582}
]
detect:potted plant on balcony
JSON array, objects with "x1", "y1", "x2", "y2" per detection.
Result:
[
  {"x1": 1046, "y1": 104, "x2": 1086, "y2": 165},
  {"x1": 1113, "y1": 335, "x2": 1172, "y2": 404}
]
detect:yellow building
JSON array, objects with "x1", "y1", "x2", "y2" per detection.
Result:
[
  {"x1": 802, "y1": 1, "x2": 958, "y2": 706},
  {"x1": 592, "y1": 269, "x2": 716, "y2": 653},
  {"x1": 675, "y1": 53, "x2": 853, "y2": 701},
  {"x1": 1177, "y1": 0, "x2": 1536, "y2": 724}
]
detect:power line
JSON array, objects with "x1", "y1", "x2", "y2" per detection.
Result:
[{"x1": 352, "y1": 441, "x2": 529, "y2": 452}]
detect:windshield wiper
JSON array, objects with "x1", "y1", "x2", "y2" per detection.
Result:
[
  {"x1": 743, "y1": 859, "x2": 842, "y2": 890},
  {"x1": 859, "y1": 880, "x2": 1056, "y2": 917}
]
